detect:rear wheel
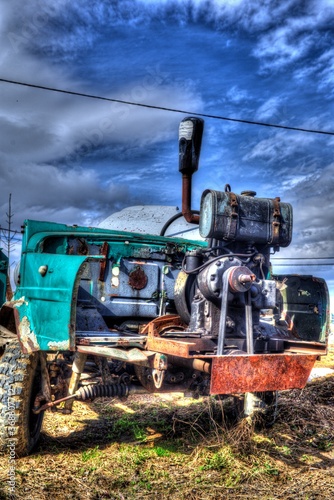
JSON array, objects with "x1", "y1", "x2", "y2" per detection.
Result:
[{"x1": 0, "y1": 340, "x2": 44, "y2": 457}]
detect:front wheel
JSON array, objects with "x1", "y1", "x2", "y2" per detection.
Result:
[{"x1": 0, "y1": 340, "x2": 44, "y2": 457}]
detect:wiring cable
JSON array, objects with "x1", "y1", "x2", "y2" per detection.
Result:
[{"x1": 1, "y1": 78, "x2": 334, "y2": 136}]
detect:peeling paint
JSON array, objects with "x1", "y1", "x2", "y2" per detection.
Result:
[
  {"x1": 48, "y1": 339, "x2": 70, "y2": 351},
  {"x1": 18, "y1": 315, "x2": 39, "y2": 351},
  {"x1": 11, "y1": 296, "x2": 28, "y2": 308}
]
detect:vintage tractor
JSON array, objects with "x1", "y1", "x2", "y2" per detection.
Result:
[{"x1": 0, "y1": 117, "x2": 330, "y2": 457}]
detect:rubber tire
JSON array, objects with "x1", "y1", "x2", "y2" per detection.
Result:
[{"x1": 0, "y1": 340, "x2": 44, "y2": 457}]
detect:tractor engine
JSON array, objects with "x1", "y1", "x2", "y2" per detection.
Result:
[
  {"x1": 170, "y1": 117, "x2": 326, "y2": 357},
  {"x1": 174, "y1": 187, "x2": 292, "y2": 355}
]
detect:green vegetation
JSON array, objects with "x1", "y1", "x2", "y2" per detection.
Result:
[{"x1": 0, "y1": 349, "x2": 333, "y2": 499}]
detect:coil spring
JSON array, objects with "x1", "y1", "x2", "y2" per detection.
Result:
[{"x1": 76, "y1": 383, "x2": 129, "y2": 401}]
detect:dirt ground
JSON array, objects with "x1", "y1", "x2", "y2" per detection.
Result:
[{"x1": 0, "y1": 345, "x2": 333, "y2": 500}]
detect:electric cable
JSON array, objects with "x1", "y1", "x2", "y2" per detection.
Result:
[{"x1": 1, "y1": 78, "x2": 334, "y2": 136}]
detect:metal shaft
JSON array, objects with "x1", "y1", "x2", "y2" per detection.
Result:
[
  {"x1": 217, "y1": 269, "x2": 232, "y2": 355},
  {"x1": 245, "y1": 290, "x2": 254, "y2": 354}
]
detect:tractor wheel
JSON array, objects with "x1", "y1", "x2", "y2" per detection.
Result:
[{"x1": 0, "y1": 340, "x2": 44, "y2": 457}]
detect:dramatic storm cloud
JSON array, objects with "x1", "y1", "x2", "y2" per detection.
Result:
[{"x1": 0, "y1": 0, "x2": 333, "y2": 304}]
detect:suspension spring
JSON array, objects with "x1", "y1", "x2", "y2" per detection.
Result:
[{"x1": 76, "y1": 383, "x2": 129, "y2": 401}]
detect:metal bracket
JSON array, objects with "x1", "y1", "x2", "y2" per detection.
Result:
[{"x1": 152, "y1": 369, "x2": 165, "y2": 389}]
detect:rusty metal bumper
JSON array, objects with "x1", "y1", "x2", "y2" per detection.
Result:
[{"x1": 210, "y1": 353, "x2": 317, "y2": 394}]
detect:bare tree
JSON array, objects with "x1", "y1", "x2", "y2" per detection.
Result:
[{"x1": 1, "y1": 194, "x2": 17, "y2": 300}]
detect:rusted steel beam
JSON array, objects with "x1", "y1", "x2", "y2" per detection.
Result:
[
  {"x1": 141, "y1": 314, "x2": 185, "y2": 336},
  {"x1": 98, "y1": 242, "x2": 109, "y2": 281},
  {"x1": 282, "y1": 340, "x2": 327, "y2": 355},
  {"x1": 145, "y1": 336, "x2": 196, "y2": 357},
  {"x1": 77, "y1": 345, "x2": 149, "y2": 363},
  {"x1": 210, "y1": 353, "x2": 317, "y2": 394},
  {"x1": 146, "y1": 334, "x2": 216, "y2": 357}
]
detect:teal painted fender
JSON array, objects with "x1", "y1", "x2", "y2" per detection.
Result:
[{"x1": 13, "y1": 253, "x2": 88, "y2": 352}]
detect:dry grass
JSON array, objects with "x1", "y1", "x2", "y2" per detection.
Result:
[{"x1": 0, "y1": 346, "x2": 333, "y2": 499}]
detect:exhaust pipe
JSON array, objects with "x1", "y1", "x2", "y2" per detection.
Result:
[{"x1": 179, "y1": 117, "x2": 204, "y2": 223}]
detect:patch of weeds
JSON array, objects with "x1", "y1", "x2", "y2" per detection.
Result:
[
  {"x1": 118, "y1": 444, "x2": 154, "y2": 466},
  {"x1": 81, "y1": 445, "x2": 101, "y2": 462},
  {"x1": 225, "y1": 471, "x2": 243, "y2": 488},
  {"x1": 149, "y1": 408, "x2": 159, "y2": 417},
  {"x1": 300, "y1": 454, "x2": 317, "y2": 464},
  {"x1": 110, "y1": 415, "x2": 148, "y2": 442},
  {"x1": 154, "y1": 446, "x2": 171, "y2": 457},
  {"x1": 79, "y1": 466, "x2": 97, "y2": 475},
  {"x1": 137, "y1": 479, "x2": 152, "y2": 491},
  {"x1": 133, "y1": 425, "x2": 147, "y2": 441},
  {"x1": 14, "y1": 469, "x2": 29, "y2": 477},
  {"x1": 251, "y1": 459, "x2": 280, "y2": 477},
  {"x1": 133, "y1": 448, "x2": 155, "y2": 465},
  {"x1": 276, "y1": 445, "x2": 292, "y2": 456},
  {"x1": 315, "y1": 439, "x2": 333, "y2": 451},
  {"x1": 200, "y1": 450, "x2": 231, "y2": 471},
  {"x1": 252, "y1": 434, "x2": 273, "y2": 446},
  {"x1": 305, "y1": 431, "x2": 334, "y2": 451},
  {"x1": 159, "y1": 470, "x2": 171, "y2": 480},
  {"x1": 155, "y1": 419, "x2": 173, "y2": 434},
  {"x1": 131, "y1": 468, "x2": 157, "y2": 492},
  {"x1": 109, "y1": 476, "x2": 131, "y2": 489},
  {"x1": 112, "y1": 415, "x2": 135, "y2": 434},
  {"x1": 263, "y1": 461, "x2": 280, "y2": 476}
]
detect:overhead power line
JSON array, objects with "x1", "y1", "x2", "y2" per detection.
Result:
[
  {"x1": 272, "y1": 257, "x2": 334, "y2": 266},
  {"x1": 272, "y1": 257, "x2": 334, "y2": 260},
  {"x1": 273, "y1": 263, "x2": 333, "y2": 266},
  {"x1": 1, "y1": 78, "x2": 334, "y2": 136}
]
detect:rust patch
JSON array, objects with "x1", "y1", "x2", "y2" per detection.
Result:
[
  {"x1": 128, "y1": 266, "x2": 148, "y2": 290},
  {"x1": 11, "y1": 296, "x2": 28, "y2": 308},
  {"x1": 78, "y1": 238, "x2": 88, "y2": 255},
  {"x1": 99, "y1": 241, "x2": 109, "y2": 281},
  {"x1": 146, "y1": 335, "x2": 216, "y2": 357},
  {"x1": 141, "y1": 315, "x2": 186, "y2": 336},
  {"x1": 48, "y1": 339, "x2": 70, "y2": 351},
  {"x1": 18, "y1": 315, "x2": 40, "y2": 352},
  {"x1": 77, "y1": 345, "x2": 149, "y2": 364},
  {"x1": 146, "y1": 336, "x2": 197, "y2": 357},
  {"x1": 210, "y1": 354, "x2": 317, "y2": 394}
]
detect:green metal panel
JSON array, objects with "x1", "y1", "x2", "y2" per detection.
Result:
[
  {"x1": 273, "y1": 274, "x2": 330, "y2": 343},
  {"x1": 13, "y1": 219, "x2": 206, "y2": 352},
  {"x1": 20, "y1": 219, "x2": 207, "y2": 253}
]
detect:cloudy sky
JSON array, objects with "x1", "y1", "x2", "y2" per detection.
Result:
[{"x1": 0, "y1": 0, "x2": 333, "y2": 308}]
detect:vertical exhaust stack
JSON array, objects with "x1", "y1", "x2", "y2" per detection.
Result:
[{"x1": 179, "y1": 117, "x2": 204, "y2": 224}]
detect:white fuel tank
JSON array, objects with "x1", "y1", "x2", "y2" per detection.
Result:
[{"x1": 98, "y1": 205, "x2": 202, "y2": 241}]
